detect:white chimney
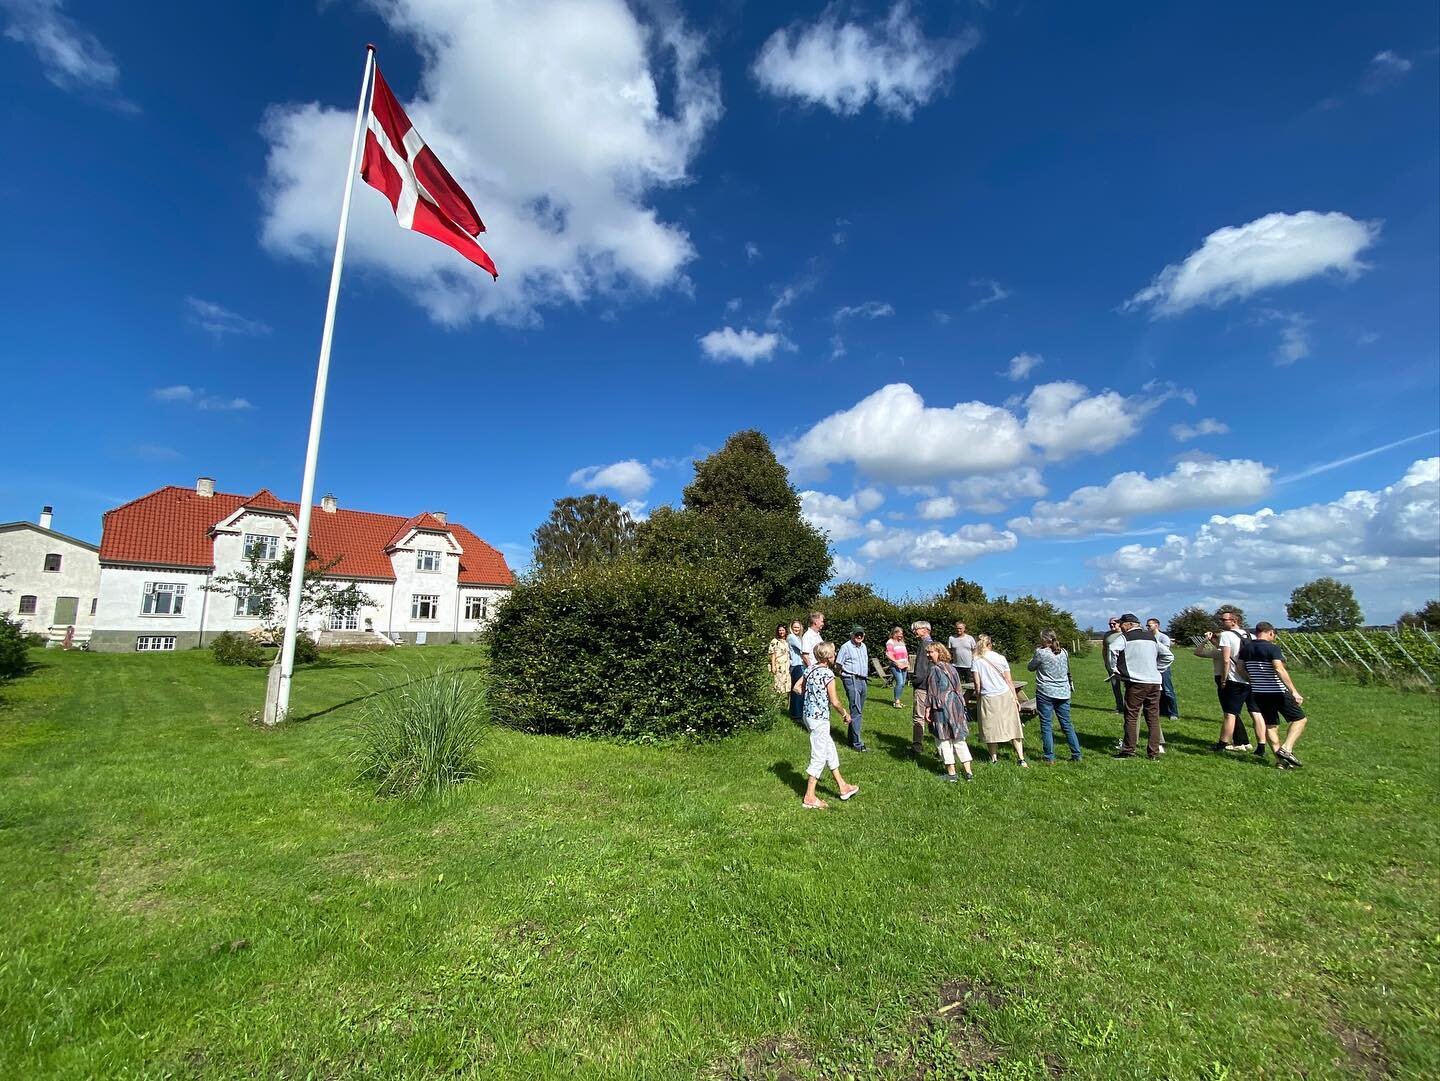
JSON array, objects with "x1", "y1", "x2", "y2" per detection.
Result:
[
  {"x1": 39, "y1": 506, "x2": 53, "y2": 529},
  {"x1": 321, "y1": 494, "x2": 337, "y2": 514},
  {"x1": 433, "y1": 510, "x2": 447, "y2": 524},
  {"x1": 196, "y1": 477, "x2": 215, "y2": 498}
]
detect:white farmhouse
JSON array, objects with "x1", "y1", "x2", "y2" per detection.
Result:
[
  {"x1": 92, "y1": 478, "x2": 515, "y2": 653},
  {"x1": 0, "y1": 506, "x2": 101, "y2": 645}
]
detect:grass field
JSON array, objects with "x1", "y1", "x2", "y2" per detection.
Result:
[{"x1": 1, "y1": 646, "x2": 1437, "y2": 1079}]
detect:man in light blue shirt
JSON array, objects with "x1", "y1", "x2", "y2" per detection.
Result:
[{"x1": 836, "y1": 625, "x2": 870, "y2": 752}]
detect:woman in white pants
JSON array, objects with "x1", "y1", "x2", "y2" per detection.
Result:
[{"x1": 794, "y1": 641, "x2": 860, "y2": 809}]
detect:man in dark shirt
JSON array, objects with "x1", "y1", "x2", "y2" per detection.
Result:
[
  {"x1": 909, "y1": 620, "x2": 934, "y2": 756},
  {"x1": 1239, "y1": 622, "x2": 1308, "y2": 769}
]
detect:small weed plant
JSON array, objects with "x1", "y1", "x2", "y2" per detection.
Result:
[{"x1": 353, "y1": 668, "x2": 489, "y2": 799}]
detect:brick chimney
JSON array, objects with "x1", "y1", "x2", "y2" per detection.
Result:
[
  {"x1": 39, "y1": 506, "x2": 53, "y2": 529},
  {"x1": 196, "y1": 477, "x2": 215, "y2": 498},
  {"x1": 432, "y1": 510, "x2": 447, "y2": 524},
  {"x1": 321, "y1": 494, "x2": 337, "y2": 514}
]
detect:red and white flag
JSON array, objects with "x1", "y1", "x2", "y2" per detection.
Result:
[{"x1": 361, "y1": 65, "x2": 498, "y2": 279}]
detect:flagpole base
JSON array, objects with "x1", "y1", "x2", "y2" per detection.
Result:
[{"x1": 262, "y1": 663, "x2": 287, "y2": 726}]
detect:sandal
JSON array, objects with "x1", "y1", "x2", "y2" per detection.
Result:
[
  {"x1": 839, "y1": 785, "x2": 860, "y2": 801},
  {"x1": 801, "y1": 798, "x2": 828, "y2": 809}
]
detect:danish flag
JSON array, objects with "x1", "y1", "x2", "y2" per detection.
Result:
[{"x1": 360, "y1": 65, "x2": 498, "y2": 279}]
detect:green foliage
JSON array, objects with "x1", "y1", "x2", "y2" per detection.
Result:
[
  {"x1": 939, "y1": 576, "x2": 987, "y2": 604},
  {"x1": 828, "y1": 581, "x2": 878, "y2": 604},
  {"x1": 293, "y1": 632, "x2": 320, "y2": 666},
  {"x1": 1213, "y1": 603, "x2": 1247, "y2": 628},
  {"x1": 488, "y1": 560, "x2": 767, "y2": 740},
  {"x1": 766, "y1": 593, "x2": 1083, "y2": 663},
  {"x1": 637, "y1": 431, "x2": 831, "y2": 609},
  {"x1": 353, "y1": 668, "x2": 489, "y2": 799},
  {"x1": 0, "y1": 614, "x2": 29, "y2": 681},
  {"x1": 210, "y1": 631, "x2": 268, "y2": 667},
  {"x1": 1287, "y1": 577, "x2": 1363, "y2": 631},
  {"x1": 21, "y1": 632, "x2": 45, "y2": 650},
  {"x1": 531, "y1": 494, "x2": 637, "y2": 579},
  {"x1": 1168, "y1": 606, "x2": 1216, "y2": 643},
  {"x1": 210, "y1": 547, "x2": 372, "y2": 641},
  {"x1": 1397, "y1": 599, "x2": 1440, "y2": 629}
]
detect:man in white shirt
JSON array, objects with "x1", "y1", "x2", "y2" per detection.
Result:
[
  {"x1": 947, "y1": 621, "x2": 977, "y2": 686},
  {"x1": 1205, "y1": 610, "x2": 1262, "y2": 754},
  {"x1": 800, "y1": 611, "x2": 825, "y2": 668}
]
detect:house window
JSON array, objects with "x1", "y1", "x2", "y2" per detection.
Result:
[
  {"x1": 235, "y1": 591, "x2": 264, "y2": 617},
  {"x1": 464, "y1": 596, "x2": 487, "y2": 621},
  {"x1": 416, "y1": 549, "x2": 442, "y2": 572},
  {"x1": 18, "y1": 595, "x2": 37, "y2": 614},
  {"x1": 44, "y1": 553, "x2": 62, "y2": 572},
  {"x1": 136, "y1": 635, "x2": 176, "y2": 652},
  {"x1": 90, "y1": 598, "x2": 97, "y2": 616},
  {"x1": 330, "y1": 611, "x2": 358, "y2": 631},
  {"x1": 141, "y1": 581, "x2": 186, "y2": 616},
  {"x1": 243, "y1": 534, "x2": 280, "y2": 561},
  {"x1": 411, "y1": 594, "x2": 439, "y2": 621}
]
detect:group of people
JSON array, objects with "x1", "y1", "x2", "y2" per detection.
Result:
[{"x1": 766, "y1": 607, "x2": 1312, "y2": 808}]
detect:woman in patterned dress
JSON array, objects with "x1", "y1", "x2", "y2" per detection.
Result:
[
  {"x1": 768, "y1": 623, "x2": 791, "y2": 697},
  {"x1": 925, "y1": 643, "x2": 973, "y2": 783}
]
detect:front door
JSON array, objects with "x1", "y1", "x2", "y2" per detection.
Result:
[
  {"x1": 330, "y1": 611, "x2": 358, "y2": 631},
  {"x1": 53, "y1": 596, "x2": 79, "y2": 626}
]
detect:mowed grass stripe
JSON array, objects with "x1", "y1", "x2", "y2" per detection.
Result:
[{"x1": 0, "y1": 648, "x2": 1435, "y2": 1078}]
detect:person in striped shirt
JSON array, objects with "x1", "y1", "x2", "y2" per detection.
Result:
[{"x1": 1239, "y1": 622, "x2": 1308, "y2": 769}]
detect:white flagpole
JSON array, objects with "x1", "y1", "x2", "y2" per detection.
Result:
[{"x1": 265, "y1": 44, "x2": 377, "y2": 725}]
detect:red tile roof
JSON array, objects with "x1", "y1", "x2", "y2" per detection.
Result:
[{"x1": 100, "y1": 485, "x2": 514, "y2": 586}]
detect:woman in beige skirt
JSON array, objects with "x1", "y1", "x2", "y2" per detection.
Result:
[{"x1": 972, "y1": 634, "x2": 1028, "y2": 767}]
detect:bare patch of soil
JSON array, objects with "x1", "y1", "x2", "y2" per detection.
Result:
[{"x1": 1324, "y1": 1008, "x2": 1391, "y2": 1080}]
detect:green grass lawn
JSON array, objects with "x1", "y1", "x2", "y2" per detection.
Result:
[{"x1": 1, "y1": 647, "x2": 1437, "y2": 1079}]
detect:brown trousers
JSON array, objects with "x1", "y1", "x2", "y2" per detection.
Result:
[
  {"x1": 911, "y1": 687, "x2": 929, "y2": 753},
  {"x1": 1123, "y1": 682, "x2": 1164, "y2": 757}
]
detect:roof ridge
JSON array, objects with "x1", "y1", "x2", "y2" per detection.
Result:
[{"x1": 101, "y1": 484, "x2": 188, "y2": 520}]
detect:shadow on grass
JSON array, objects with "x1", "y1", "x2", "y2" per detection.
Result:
[
  {"x1": 769, "y1": 760, "x2": 807, "y2": 797},
  {"x1": 289, "y1": 663, "x2": 487, "y2": 724}
]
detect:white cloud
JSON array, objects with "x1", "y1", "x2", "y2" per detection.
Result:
[
  {"x1": 1022, "y1": 380, "x2": 1169, "y2": 460},
  {"x1": 915, "y1": 495, "x2": 959, "y2": 520},
  {"x1": 969, "y1": 278, "x2": 1011, "y2": 311},
  {"x1": 800, "y1": 488, "x2": 885, "y2": 541},
  {"x1": 1364, "y1": 50, "x2": 1413, "y2": 93},
  {"x1": 949, "y1": 467, "x2": 1048, "y2": 515},
  {"x1": 1171, "y1": 418, "x2": 1229, "y2": 443},
  {"x1": 787, "y1": 381, "x2": 1169, "y2": 484},
  {"x1": 1064, "y1": 458, "x2": 1440, "y2": 624},
  {"x1": 1005, "y1": 352, "x2": 1043, "y2": 381},
  {"x1": 568, "y1": 459, "x2": 654, "y2": 501},
  {"x1": 766, "y1": 271, "x2": 821, "y2": 328},
  {"x1": 831, "y1": 553, "x2": 868, "y2": 580},
  {"x1": 744, "y1": 242, "x2": 761, "y2": 262},
  {"x1": 150, "y1": 385, "x2": 253, "y2": 411},
  {"x1": 2, "y1": 0, "x2": 128, "y2": 102},
  {"x1": 752, "y1": 1, "x2": 977, "y2": 119},
  {"x1": 620, "y1": 499, "x2": 650, "y2": 523},
  {"x1": 260, "y1": 0, "x2": 720, "y2": 326},
  {"x1": 1279, "y1": 429, "x2": 1440, "y2": 484},
  {"x1": 834, "y1": 300, "x2": 894, "y2": 320},
  {"x1": 1126, "y1": 211, "x2": 1381, "y2": 316},
  {"x1": 1008, "y1": 458, "x2": 1274, "y2": 537},
  {"x1": 858, "y1": 523, "x2": 1017, "y2": 571},
  {"x1": 699, "y1": 326, "x2": 787, "y2": 365},
  {"x1": 185, "y1": 297, "x2": 271, "y2": 339}
]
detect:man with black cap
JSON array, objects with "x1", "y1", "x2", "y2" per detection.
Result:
[
  {"x1": 836, "y1": 625, "x2": 870, "y2": 751},
  {"x1": 1108, "y1": 613, "x2": 1172, "y2": 759}
]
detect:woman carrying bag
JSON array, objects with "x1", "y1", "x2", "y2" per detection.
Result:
[{"x1": 972, "y1": 634, "x2": 1028, "y2": 767}]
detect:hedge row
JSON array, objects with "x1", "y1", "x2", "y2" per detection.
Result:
[
  {"x1": 487, "y1": 561, "x2": 769, "y2": 741},
  {"x1": 761, "y1": 595, "x2": 1085, "y2": 664}
]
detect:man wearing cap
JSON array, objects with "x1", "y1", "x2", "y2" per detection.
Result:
[
  {"x1": 1108, "y1": 613, "x2": 1172, "y2": 759},
  {"x1": 910, "y1": 621, "x2": 935, "y2": 756},
  {"x1": 836, "y1": 625, "x2": 871, "y2": 752}
]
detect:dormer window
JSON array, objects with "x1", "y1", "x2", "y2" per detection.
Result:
[
  {"x1": 243, "y1": 534, "x2": 279, "y2": 562},
  {"x1": 416, "y1": 549, "x2": 442, "y2": 572}
]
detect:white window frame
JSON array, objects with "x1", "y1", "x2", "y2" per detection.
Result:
[
  {"x1": 243, "y1": 534, "x2": 280, "y2": 562},
  {"x1": 135, "y1": 635, "x2": 176, "y2": 652},
  {"x1": 330, "y1": 611, "x2": 359, "y2": 631},
  {"x1": 464, "y1": 596, "x2": 487, "y2": 621},
  {"x1": 141, "y1": 581, "x2": 186, "y2": 616},
  {"x1": 415, "y1": 549, "x2": 442, "y2": 572},
  {"x1": 411, "y1": 594, "x2": 439, "y2": 621},
  {"x1": 235, "y1": 591, "x2": 264, "y2": 618}
]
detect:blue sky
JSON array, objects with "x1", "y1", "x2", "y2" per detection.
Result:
[{"x1": 1, "y1": 0, "x2": 1437, "y2": 625}]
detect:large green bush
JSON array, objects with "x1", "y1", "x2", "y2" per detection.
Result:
[
  {"x1": 763, "y1": 594, "x2": 1084, "y2": 666},
  {"x1": 488, "y1": 561, "x2": 769, "y2": 740},
  {"x1": 211, "y1": 630, "x2": 318, "y2": 667},
  {"x1": 0, "y1": 615, "x2": 30, "y2": 681}
]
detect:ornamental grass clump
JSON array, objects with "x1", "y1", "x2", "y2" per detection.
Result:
[{"x1": 354, "y1": 668, "x2": 489, "y2": 799}]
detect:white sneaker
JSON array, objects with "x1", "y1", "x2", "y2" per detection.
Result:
[
  {"x1": 1157, "y1": 745, "x2": 1166, "y2": 755},
  {"x1": 1225, "y1": 743, "x2": 1253, "y2": 752}
]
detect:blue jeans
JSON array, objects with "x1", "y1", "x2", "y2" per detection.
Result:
[
  {"x1": 1160, "y1": 668, "x2": 1179, "y2": 719},
  {"x1": 841, "y1": 673, "x2": 867, "y2": 747},
  {"x1": 892, "y1": 667, "x2": 907, "y2": 703},
  {"x1": 788, "y1": 663, "x2": 805, "y2": 722},
  {"x1": 1037, "y1": 693, "x2": 1081, "y2": 761}
]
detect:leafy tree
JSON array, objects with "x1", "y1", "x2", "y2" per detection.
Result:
[
  {"x1": 0, "y1": 614, "x2": 29, "y2": 681},
  {"x1": 1287, "y1": 577, "x2": 1363, "y2": 631},
  {"x1": 830, "y1": 581, "x2": 878, "y2": 604},
  {"x1": 210, "y1": 547, "x2": 372, "y2": 644},
  {"x1": 940, "y1": 576, "x2": 987, "y2": 604},
  {"x1": 1397, "y1": 600, "x2": 1440, "y2": 629},
  {"x1": 1212, "y1": 603, "x2": 1247, "y2": 628},
  {"x1": 1167, "y1": 606, "x2": 1215, "y2": 643},
  {"x1": 531, "y1": 494, "x2": 637, "y2": 578},
  {"x1": 638, "y1": 431, "x2": 831, "y2": 608}
]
